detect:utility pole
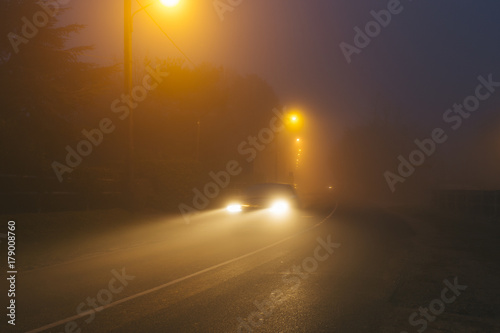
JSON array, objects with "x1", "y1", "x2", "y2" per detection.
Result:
[{"x1": 124, "y1": 0, "x2": 134, "y2": 207}]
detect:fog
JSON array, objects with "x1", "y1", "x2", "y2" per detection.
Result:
[{"x1": 1, "y1": 0, "x2": 499, "y2": 212}]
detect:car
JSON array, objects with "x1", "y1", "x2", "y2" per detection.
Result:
[{"x1": 225, "y1": 183, "x2": 300, "y2": 216}]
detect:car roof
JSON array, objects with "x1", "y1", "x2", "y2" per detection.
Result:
[{"x1": 243, "y1": 183, "x2": 296, "y2": 197}]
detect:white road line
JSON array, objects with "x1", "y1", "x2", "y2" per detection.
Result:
[{"x1": 26, "y1": 204, "x2": 337, "y2": 333}]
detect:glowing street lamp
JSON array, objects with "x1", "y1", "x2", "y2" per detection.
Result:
[
  {"x1": 160, "y1": 0, "x2": 180, "y2": 6},
  {"x1": 285, "y1": 112, "x2": 303, "y2": 131},
  {"x1": 295, "y1": 138, "x2": 302, "y2": 168},
  {"x1": 274, "y1": 110, "x2": 305, "y2": 181}
]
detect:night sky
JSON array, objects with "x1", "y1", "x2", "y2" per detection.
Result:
[{"x1": 62, "y1": 0, "x2": 500, "y2": 125}]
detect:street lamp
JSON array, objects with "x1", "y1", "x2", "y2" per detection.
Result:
[
  {"x1": 285, "y1": 112, "x2": 303, "y2": 132},
  {"x1": 160, "y1": 0, "x2": 180, "y2": 6},
  {"x1": 274, "y1": 110, "x2": 304, "y2": 182},
  {"x1": 295, "y1": 139, "x2": 302, "y2": 169},
  {"x1": 124, "y1": 0, "x2": 179, "y2": 206}
]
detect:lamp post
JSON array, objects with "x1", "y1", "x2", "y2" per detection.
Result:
[
  {"x1": 124, "y1": 0, "x2": 179, "y2": 206},
  {"x1": 274, "y1": 111, "x2": 304, "y2": 182},
  {"x1": 124, "y1": 0, "x2": 133, "y2": 206}
]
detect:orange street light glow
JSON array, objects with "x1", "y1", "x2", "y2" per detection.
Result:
[
  {"x1": 284, "y1": 111, "x2": 303, "y2": 131},
  {"x1": 160, "y1": 0, "x2": 180, "y2": 7}
]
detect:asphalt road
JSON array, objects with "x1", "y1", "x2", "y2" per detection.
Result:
[{"x1": 5, "y1": 204, "x2": 499, "y2": 333}]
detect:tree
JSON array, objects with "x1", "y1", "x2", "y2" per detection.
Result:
[{"x1": 0, "y1": 0, "x2": 117, "y2": 174}]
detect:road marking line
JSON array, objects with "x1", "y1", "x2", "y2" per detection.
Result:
[{"x1": 26, "y1": 204, "x2": 337, "y2": 333}]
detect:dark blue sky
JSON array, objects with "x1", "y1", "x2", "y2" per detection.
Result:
[{"x1": 62, "y1": 0, "x2": 500, "y2": 132}]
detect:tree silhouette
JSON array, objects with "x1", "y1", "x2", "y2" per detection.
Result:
[{"x1": 0, "y1": 0, "x2": 117, "y2": 174}]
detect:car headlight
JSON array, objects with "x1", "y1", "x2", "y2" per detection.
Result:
[
  {"x1": 226, "y1": 204, "x2": 242, "y2": 213},
  {"x1": 269, "y1": 200, "x2": 290, "y2": 215}
]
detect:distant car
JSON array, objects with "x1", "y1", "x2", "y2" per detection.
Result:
[{"x1": 225, "y1": 183, "x2": 300, "y2": 216}]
